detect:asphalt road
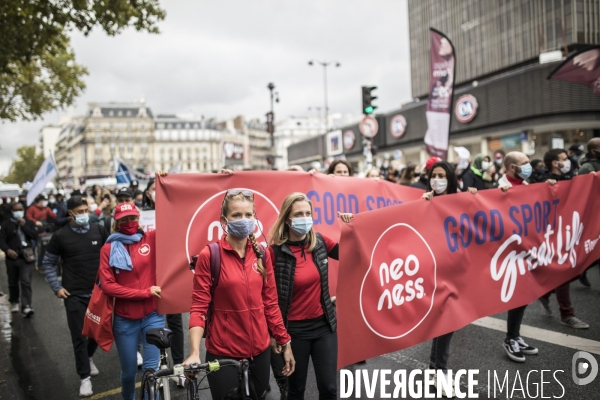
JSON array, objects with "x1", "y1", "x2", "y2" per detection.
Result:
[{"x1": 1, "y1": 257, "x2": 599, "y2": 400}]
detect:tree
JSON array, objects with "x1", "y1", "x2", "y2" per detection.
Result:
[
  {"x1": 3, "y1": 146, "x2": 46, "y2": 185},
  {"x1": 0, "y1": 0, "x2": 166, "y2": 122}
]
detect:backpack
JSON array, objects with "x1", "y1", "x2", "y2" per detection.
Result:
[{"x1": 189, "y1": 242, "x2": 265, "y2": 338}]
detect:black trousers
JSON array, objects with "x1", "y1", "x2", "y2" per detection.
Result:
[
  {"x1": 206, "y1": 348, "x2": 270, "y2": 400},
  {"x1": 287, "y1": 330, "x2": 337, "y2": 400},
  {"x1": 64, "y1": 295, "x2": 98, "y2": 379},
  {"x1": 166, "y1": 313, "x2": 184, "y2": 364},
  {"x1": 6, "y1": 257, "x2": 33, "y2": 309},
  {"x1": 429, "y1": 331, "x2": 454, "y2": 372},
  {"x1": 506, "y1": 305, "x2": 527, "y2": 340}
]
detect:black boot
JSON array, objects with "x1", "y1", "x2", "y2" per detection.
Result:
[{"x1": 579, "y1": 270, "x2": 591, "y2": 287}]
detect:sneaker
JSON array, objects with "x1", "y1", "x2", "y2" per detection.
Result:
[
  {"x1": 579, "y1": 274, "x2": 591, "y2": 287},
  {"x1": 89, "y1": 358, "x2": 99, "y2": 376},
  {"x1": 516, "y1": 337, "x2": 538, "y2": 355},
  {"x1": 561, "y1": 317, "x2": 589, "y2": 329},
  {"x1": 137, "y1": 351, "x2": 143, "y2": 368},
  {"x1": 538, "y1": 297, "x2": 552, "y2": 316},
  {"x1": 22, "y1": 306, "x2": 34, "y2": 318},
  {"x1": 79, "y1": 377, "x2": 93, "y2": 397},
  {"x1": 503, "y1": 339, "x2": 525, "y2": 362},
  {"x1": 10, "y1": 303, "x2": 19, "y2": 313}
]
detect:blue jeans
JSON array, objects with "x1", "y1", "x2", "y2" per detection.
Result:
[{"x1": 113, "y1": 311, "x2": 165, "y2": 400}]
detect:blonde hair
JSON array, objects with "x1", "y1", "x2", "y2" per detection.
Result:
[
  {"x1": 221, "y1": 191, "x2": 267, "y2": 280},
  {"x1": 270, "y1": 192, "x2": 317, "y2": 252}
]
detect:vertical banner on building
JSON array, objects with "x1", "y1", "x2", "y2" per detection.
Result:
[
  {"x1": 548, "y1": 46, "x2": 600, "y2": 96},
  {"x1": 424, "y1": 28, "x2": 455, "y2": 160}
]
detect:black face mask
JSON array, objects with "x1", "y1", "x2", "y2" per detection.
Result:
[{"x1": 134, "y1": 201, "x2": 143, "y2": 208}]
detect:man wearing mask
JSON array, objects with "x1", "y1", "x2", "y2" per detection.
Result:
[
  {"x1": 534, "y1": 149, "x2": 589, "y2": 329},
  {"x1": 498, "y1": 151, "x2": 556, "y2": 363},
  {"x1": 25, "y1": 194, "x2": 57, "y2": 227},
  {"x1": 567, "y1": 144, "x2": 585, "y2": 177},
  {"x1": 41, "y1": 196, "x2": 109, "y2": 397},
  {"x1": 0, "y1": 202, "x2": 38, "y2": 316},
  {"x1": 94, "y1": 188, "x2": 134, "y2": 231}
]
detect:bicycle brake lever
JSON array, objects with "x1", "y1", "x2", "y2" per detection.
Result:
[{"x1": 242, "y1": 360, "x2": 250, "y2": 397}]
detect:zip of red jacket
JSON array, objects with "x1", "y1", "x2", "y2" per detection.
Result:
[
  {"x1": 189, "y1": 235, "x2": 291, "y2": 359},
  {"x1": 99, "y1": 230, "x2": 157, "y2": 319}
]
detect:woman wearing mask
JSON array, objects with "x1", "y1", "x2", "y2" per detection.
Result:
[
  {"x1": 142, "y1": 179, "x2": 156, "y2": 210},
  {"x1": 326, "y1": 160, "x2": 352, "y2": 176},
  {"x1": 87, "y1": 197, "x2": 100, "y2": 224},
  {"x1": 422, "y1": 161, "x2": 476, "y2": 397},
  {"x1": 269, "y1": 193, "x2": 352, "y2": 400},
  {"x1": 183, "y1": 189, "x2": 295, "y2": 400},
  {"x1": 98, "y1": 202, "x2": 164, "y2": 400},
  {"x1": 460, "y1": 154, "x2": 489, "y2": 191}
]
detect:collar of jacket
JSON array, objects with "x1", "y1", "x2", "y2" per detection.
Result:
[{"x1": 220, "y1": 234, "x2": 254, "y2": 254}]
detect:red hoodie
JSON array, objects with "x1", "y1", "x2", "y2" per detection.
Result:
[
  {"x1": 99, "y1": 230, "x2": 157, "y2": 319},
  {"x1": 26, "y1": 205, "x2": 56, "y2": 223},
  {"x1": 189, "y1": 235, "x2": 291, "y2": 359}
]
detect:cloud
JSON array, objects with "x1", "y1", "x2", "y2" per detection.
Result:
[{"x1": 0, "y1": 0, "x2": 412, "y2": 176}]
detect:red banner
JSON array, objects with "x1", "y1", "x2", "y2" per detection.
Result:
[
  {"x1": 337, "y1": 174, "x2": 600, "y2": 368},
  {"x1": 155, "y1": 171, "x2": 424, "y2": 314},
  {"x1": 424, "y1": 28, "x2": 455, "y2": 159},
  {"x1": 548, "y1": 46, "x2": 600, "y2": 96}
]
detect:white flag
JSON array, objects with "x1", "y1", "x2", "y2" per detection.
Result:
[
  {"x1": 168, "y1": 163, "x2": 182, "y2": 174},
  {"x1": 27, "y1": 154, "x2": 58, "y2": 206}
]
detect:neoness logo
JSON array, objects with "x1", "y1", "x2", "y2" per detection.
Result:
[
  {"x1": 360, "y1": 224, "x2": 437, "y2": 339},
  {"x1": 86, "y1": 309, "x2": 101, "y2": 325},
  {"x1": 121, "y1": 204, "x2": 133, "y2": 211},
  {"x1": 139, "y1": 244, "x2": 151, "y2": 256}
]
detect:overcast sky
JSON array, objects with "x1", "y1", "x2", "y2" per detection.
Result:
[{"x1": 0, "y1": 0, "x2": 412, "y2": 176}]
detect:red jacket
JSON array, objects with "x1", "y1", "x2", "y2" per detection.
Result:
[
  {"x1": 26, "y1": 205, "x2": 56, "y2": 223},
  {"x1": 99, "y1": 230, "x2": 157, "y2": 320},
  {"x1": 189, "y1": 235, "x2": 290, "y2": 359}
]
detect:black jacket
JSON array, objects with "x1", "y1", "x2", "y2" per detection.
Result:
[
  {"x1": 271, "y1": 233, "x2": 337, "y2": 332},
  {"x1": 461, "y1": 168, "x2": 487, "y2": 191},
  {"x1": 410, "y1": 175, "x2": 428, "y2": 190},
  {"x1": 0, "y1": 219, "x2": 38, "y2": 255}
]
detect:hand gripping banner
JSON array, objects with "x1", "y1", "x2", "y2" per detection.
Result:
[
  {"x1": 155, "y1": 171, "x2": 424, "y2": 314},
  {"x1": 336, "y1": 174, "x2": 600, "y2": 368}
]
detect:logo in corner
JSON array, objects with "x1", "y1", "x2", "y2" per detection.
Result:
[
  {"x1": 139, "y1": 244, "x2": 151, "y2": 256},
  {"x1": 360, "y1": 223, "x2": 437, "y2": 339}
]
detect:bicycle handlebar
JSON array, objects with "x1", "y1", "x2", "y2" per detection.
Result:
[{"x1": 150, "y1": 359, "x2": 244, "y2": 378}]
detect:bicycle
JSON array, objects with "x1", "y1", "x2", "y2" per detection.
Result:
[{"x1": 142, "y1": 328, "x2": 251, "y2": 400}]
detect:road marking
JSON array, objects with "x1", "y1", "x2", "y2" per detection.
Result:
[
  {"x1": 90, "y1": 382, "x2": 141, "y2": 399},
  {"x1": 471, "y1": 316, "x2": 600, "y2": 355}
]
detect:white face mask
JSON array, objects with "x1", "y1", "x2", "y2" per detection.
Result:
[
  {"x1": 90, "y1": 203, "x2": 98, "y2": 212},
  {"x1": 559, "y1": 159, "x2": 571, "y2": 174},
  {"x1": 481, "y1": 161, "x2": 491, "y2": 171},
  {"x1": 430, "y1": 178, "x2": 448, "y2": 194},
  {"x1": 151, "y1": 191, "x2": 156, "y2": 203}
]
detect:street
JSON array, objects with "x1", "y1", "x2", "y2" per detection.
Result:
[{"x1": 1, "y1": 255, "x2": 599, "y2": 400}]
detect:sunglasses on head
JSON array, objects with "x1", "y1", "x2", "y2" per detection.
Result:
[{"x1": 226, "y1": 189, "x2": 254, "y2": 198}]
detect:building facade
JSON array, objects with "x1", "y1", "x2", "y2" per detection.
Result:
[
  {"x1": 289, "y1": 0, "x2": 600, "y2": 172},
  {"x1": 54, "y1": 102, "x2": 154, "y2": 185}
]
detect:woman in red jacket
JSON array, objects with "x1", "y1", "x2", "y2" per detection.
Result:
[
  {"x1": 183, "y1": 189, "x2": 295, "y2": 400},
  {"x1": 99, "y1": 202, "x2": 163, "y2": 400}
]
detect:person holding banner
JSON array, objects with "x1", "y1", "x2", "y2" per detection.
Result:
[
  {"x1": 98, "y1": 201, "x2": 165, "y2": 400},
  {"x1": 183, "y1": 189, "x2": 295, "y2": 400},
  {"x1": 326, "y1": 160, "x2": 352, "y2": 176},
  {"x1": 460, "y1": 154, "x2": 490, "y2": 192},
  {"x1": 497, "y1": 151, "x2": 556, "y2": 362},
  {"x1": 268, "y1": 192, "x2": 353, "y2": 400},
  {"x1": 422, "y1": 161, "x2": 476, "y2": 397}
]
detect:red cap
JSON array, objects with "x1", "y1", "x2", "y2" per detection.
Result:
[
  {"x1": 114, "y1": 202, "x2": 140, "y2": 220},
  {"x1": 425, "y1": 157, "x2": 442, "y2": 171}
]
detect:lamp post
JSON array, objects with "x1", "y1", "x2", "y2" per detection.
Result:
[
  {"x1": 266, "y1": 82, "x2": 279, "y2": 169},
  {"x1": 308, "y1": 60, "x2": 340, "y2": 133}
]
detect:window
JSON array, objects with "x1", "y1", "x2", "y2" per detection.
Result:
[
  {"x1": 117, "y1": 110, "x2": 123, "y2": 117},
  {"x1": 157, "y1": 123, "x2": 164, "y2": 129},
  {"x1": 95, "y1": 133, "x2": 102, "y2": 141},
  {"x1": 141, "y1": 132, "x2": 147, "y2": 139},
  {"x1": 109, "y1": 110, "x2": 114, "y2": 117}
]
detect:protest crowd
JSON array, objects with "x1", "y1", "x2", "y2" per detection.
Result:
[{"x1": 0, "y1": 137, "x2": 599, "y2": 400}]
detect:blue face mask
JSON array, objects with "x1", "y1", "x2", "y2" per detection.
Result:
[
  {"x1": 517, "y1": 163, "x2": 533, "y2": 180},
  {"x1": 74, "y1": 213, "x2": 90, "y2": 226},
  {"x1": 226, "y1": 218, "x2": 256, "y2": 238},
  {"x1": 12, "y1": 211, "x2": 24, "y2": 219},
  {"x1": 289, "y1": 217, "x2": 313, "y2": 236}
]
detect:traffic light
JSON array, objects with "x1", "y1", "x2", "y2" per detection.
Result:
[{"x1": 361, "y1": 86, "x2": 378, "y2": 115}]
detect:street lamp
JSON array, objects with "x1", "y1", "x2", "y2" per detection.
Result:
[
  {"x1": 308, "y1": 60, "x2": 341, "y2": 133},
  {"x1": 266, "y1": 83, "x2": 279, "y2": 169}
]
